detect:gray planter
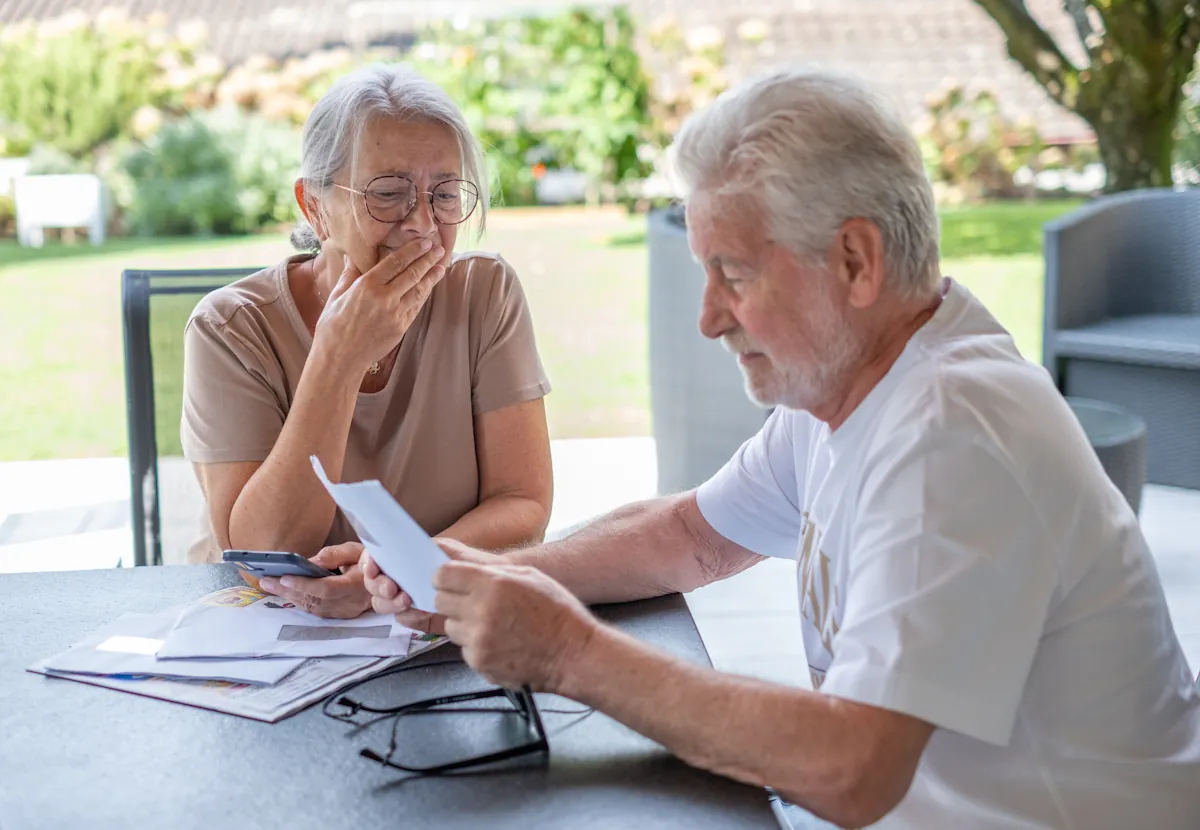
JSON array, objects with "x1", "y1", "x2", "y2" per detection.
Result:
[{"x1": 648, "y1": 206, "x2": 769, "y2": 495}]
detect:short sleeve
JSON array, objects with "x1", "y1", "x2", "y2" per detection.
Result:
[
  {"x1": 694, "y1": 408, "x2": 807, "y2": 559},
  {"x1": 470, "y1": 257, "x2": 551, "y2": 415},
  {"x1": 820, "y1": 428, "x2": 1056, "y2": 747},
  {"x1": 180, "y1": 314, "x2": 285, "y2": 464}
]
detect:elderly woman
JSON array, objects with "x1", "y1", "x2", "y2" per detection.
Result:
[{"x1": 180, "y1": 65, "x2": 553, "y2": 618}]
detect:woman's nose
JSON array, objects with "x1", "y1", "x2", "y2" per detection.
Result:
[{"x1": 403, "y1": 194, "x2": 437, "y2": 234}]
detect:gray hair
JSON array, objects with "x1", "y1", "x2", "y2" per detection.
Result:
[
  {"x1": 670, "y1": 67, "x2": 940, "y2": 297},
  {"x1": 290, "y1": 63, "x2": 489, "y2": 251}
]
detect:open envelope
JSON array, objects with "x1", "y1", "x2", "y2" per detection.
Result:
[
  {"x1": 310, "y1": 455, "x2": 449, "y2": 612},
  {"x1": 157, "y1": 587, "x2": 416, "y2": 659},
  {"x1": 37, "y1": 608, "x2": 304, "y2": 684}
]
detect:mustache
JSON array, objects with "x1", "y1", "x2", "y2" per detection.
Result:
[{"x1": 721, "y1": 334, "x2": 762, "y2": 356}]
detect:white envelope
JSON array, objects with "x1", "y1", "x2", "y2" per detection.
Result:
[
  {"x1": 39, "y1": 608, "x2": 304, "y2": 685},
  {"x1": 157, "y1": 586, "x2": 416, "y2": 659},
  {"x1": 310, "y1": 455, "x2": 449, "y2": 612}
]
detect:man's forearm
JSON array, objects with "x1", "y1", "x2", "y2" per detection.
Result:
[
  {"x1": 555, "y1": 624, "x2": 907, "y2": 828},
  {"x1": 228, "y1": 345, "x2": 359, "y2": 554},
  {"x1": 508, "y1": 493, "x2": 760, "y2": 604}
]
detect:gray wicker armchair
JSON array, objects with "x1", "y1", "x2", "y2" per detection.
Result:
[{"x1": 1043, "y1": 189, "x2": 1200, "y2": 489}]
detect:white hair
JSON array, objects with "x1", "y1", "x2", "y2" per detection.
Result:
[
  {"x1": 291, "y1": 63, "x2": 489, "y2": 251},
  {"x1": 671, "y1": 67, "x2": 940, "y2": 297}
]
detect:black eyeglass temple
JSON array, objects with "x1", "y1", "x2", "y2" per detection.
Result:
[
  {"x1": 360, "y1": 739, "x2": 548, "y2": 776},
  {"x1": 335, "y1": 686, "x2": 513, "y2": 717}
]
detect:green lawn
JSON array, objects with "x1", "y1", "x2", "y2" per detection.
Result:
[
  {"x1": 938, "y1": 199, "x2": 1082, "y2": 258},
  {"x1": 0, "y1": 201, "x2": 1079, "y2": 461}
]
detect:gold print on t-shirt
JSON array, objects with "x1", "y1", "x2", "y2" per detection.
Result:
[{"x1": 798, "y1": 512, "x2": 840, "y2": 686}]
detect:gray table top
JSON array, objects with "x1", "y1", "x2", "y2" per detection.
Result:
[{"x1": 0, "y1": 565, "x2": 783, "y2": 830}]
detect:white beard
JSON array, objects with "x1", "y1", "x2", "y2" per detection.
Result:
[{"x1": 737, "y1": 308, "x2": 864, "y2": 414}]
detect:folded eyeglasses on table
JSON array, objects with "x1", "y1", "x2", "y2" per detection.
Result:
[{"x1": 322, "y1": 658, "x2": 592, "y2": 776}]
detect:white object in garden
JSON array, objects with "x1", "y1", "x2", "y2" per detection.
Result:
[
  {"x1": 535, "y1": 168, "x2": 589, "y2": 204},
  {"x1": 15, "y1": 174, "x2": 106, "y2": 247},
  {"x1": 0, "y1": 157, "x2": 31, "y2": 196}
]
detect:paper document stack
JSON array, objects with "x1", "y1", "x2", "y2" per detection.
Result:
[
  {"x1": 28, "y1": 586, "x2": 446, "y2": 722},
  {"x1": 29, "y1": 461, "x2": 454, "y2": 721}
]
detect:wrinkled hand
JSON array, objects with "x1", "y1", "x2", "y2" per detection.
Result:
[
  {"x1": 258, "y1": 542, "x2": 372, "y2": 619},
  {"x1": 361, "y1": 538, "x2": 502, "y2": 635},
  {"x1": 434, "y1": 550, "x2": 599, "y2": 693},
  {"x1": 314, "y1": 237, "x2": 448, "y2": 373}
]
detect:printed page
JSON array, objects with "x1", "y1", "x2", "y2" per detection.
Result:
[
  {"x1": 37, "y1": 608, "x2": 303, "y2": 685},
  {"x1": 157, "y1": 586, "x2": 415, "y2": 659}
]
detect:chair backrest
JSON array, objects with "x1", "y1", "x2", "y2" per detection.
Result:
[
  {"x1": 1044, "y1": 189, "x2": 1200, "y2": 330},
  {"x1": 122, "y1": 267, "x2": 262, "y2": 566}
]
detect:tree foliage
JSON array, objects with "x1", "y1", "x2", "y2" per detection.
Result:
[{"x1": 973, "y1": 0, "x2": 1200, "y2": 191}]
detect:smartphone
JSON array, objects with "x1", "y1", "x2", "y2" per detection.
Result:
[{"x1": 222, "y1": 550, "x2": 338, "y2": 578}]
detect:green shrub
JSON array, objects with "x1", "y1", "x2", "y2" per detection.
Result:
[
  {"x1": 919, "y1": 85, "x2": 1043, "y2": 203},
  {"x1": 25, "y1": 145, "x2": 88, "y2": 175},
  {"x1": 410, "y1": 7, "x2": 654, "y2": 206},
  {"x1": 121, "y1": 109, "x2": 299, "y2": 236},
  {"x1": 0, "y1": 193, "x2": 14, "y2": 236},
  {"x1": 0, "y1": 13, "x2": 217, "y2": 161},
  {"x1": 206, "y1": 108, "x2": 300, "y2": 231},
  {"x1": 0, "y1": 119, "x2": 33, "y2": 158},
  {"x1": 122, "y1": 117, "x2": 238, "y2": 236}
]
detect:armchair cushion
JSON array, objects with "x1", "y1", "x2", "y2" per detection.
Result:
[{"x1": 1055, "y1": 314, "x2": 1200, "y2": 371}]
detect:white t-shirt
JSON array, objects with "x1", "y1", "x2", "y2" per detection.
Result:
[{"x1": 696, "y1": 279, "x2": 1200, "y2": 829}]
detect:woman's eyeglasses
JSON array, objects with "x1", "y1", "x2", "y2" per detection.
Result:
[{"x1": 335, "y1": 175, "x2": 480, "y2": 226}]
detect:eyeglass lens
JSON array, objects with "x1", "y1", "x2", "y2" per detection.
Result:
[
  {"x1": 381, "y1": 694, "x2": 540, "y2": 771},
  {"x1": 325, "y1": 672, "x2": 543, "y2": 773}
]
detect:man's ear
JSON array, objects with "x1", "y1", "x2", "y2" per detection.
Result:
[
  {"x1": 831, "y1": 218, "x2": 886, "y2": 309},
  {"x1": 294, "y1": 179, "x2": 327, "y2": 241}
]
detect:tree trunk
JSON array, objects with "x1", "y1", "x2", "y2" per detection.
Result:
[
  {"x1": 1073, "y1": 25, "x2": 1192, "y2": 194},
  {"x1": 1089, "y1": 108, "x2": 1178, "y2": 192}
]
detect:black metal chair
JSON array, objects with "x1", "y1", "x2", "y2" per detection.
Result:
[{"x1": 122, "y1": 267, "x2": 261, "y2": 566}]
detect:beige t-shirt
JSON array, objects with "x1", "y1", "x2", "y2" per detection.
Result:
[{"x1": 180, "y1": 251, "x2": 551, "y2": 562}]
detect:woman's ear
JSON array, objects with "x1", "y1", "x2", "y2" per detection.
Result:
[{"x1": 294, "y1": 179, "x2": 327, "y2": 241}]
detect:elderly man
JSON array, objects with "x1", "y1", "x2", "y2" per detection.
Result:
[{"x1": 359, "y1": 68, "x2": 1200, "y2": 828}]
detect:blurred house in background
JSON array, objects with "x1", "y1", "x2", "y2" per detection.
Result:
[{"x1": 0, "y1": 0, "x2": 1092, "y2": 145}]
